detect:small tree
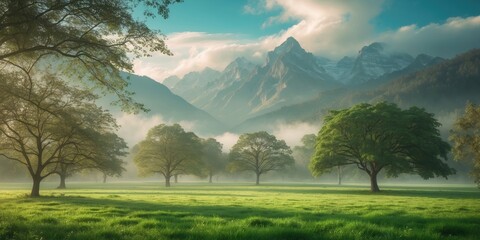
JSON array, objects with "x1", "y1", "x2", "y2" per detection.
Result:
[
  {"x1": 55, "y1": 131, "x2": 127, "y2": 188},
  {"x1": 310, "y1": 102, "x2": 455, "y2": 192},
  {"x1": 134, "y1": 124, "x2": 203, "y2": 187},
  {"x1": 292, "y1": 134, "x2": 316, "y2": 180},
  {"x1": 450, "y1": 102, "x2": 480, "y2": 187},
  {"x1": 202, "y1": 138, "x2": 226, "y2": 183},
  {"x1": 229, "y1": 131, "x2": 294, "y2": 185}
]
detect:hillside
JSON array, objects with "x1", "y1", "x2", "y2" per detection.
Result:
[
  {"x1": 98, "y1": 73, "x2": 226, "y2": 135},
  {"x1": 234, "y1": 49, "x2": 480, "y2": 133}
]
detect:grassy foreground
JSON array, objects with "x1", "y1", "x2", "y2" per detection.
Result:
[{"x1": 0, "y1": 182, "x2": 479, "y2": 240}]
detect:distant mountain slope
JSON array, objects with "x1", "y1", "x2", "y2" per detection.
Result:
[
  {"x1": 234, "y1": 49, "x2": 480, "y2": 133},
  {"x1": 191, "y1": 57, "x2": 256, "y2": 109},
  {"x1": 345, "y1": 42, "x2": 414, "y2": 84},
  {"x1": 371, "y1": 49, "x2": 480, "y2": 112},
  {"x1": 356, "y1": 54, "x2": 445, "y2": 90},
  {"x1": 165, "y1": 37, "x2": 340, "y2": 125},
  {"x1": 99, "y1": 73, "x2": 226, "y2": 135},
  {"x1": 167, "y1": 67, "x2": 221, "y2": 102},
  {"x1": 206, "y1": 37, "x2": 339, "y2": 124}
]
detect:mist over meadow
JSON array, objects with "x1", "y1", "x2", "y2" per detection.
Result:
[{"x1": 0, "y1": 1, "x2": 479, "y2": 240}]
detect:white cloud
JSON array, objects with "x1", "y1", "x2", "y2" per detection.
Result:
[
  {"x1": 249, "y1": 0, "x2": 383, "y2": 57},
  {"x1": 272, "y1": 122, "x2": 319, "y2": 147},
  {"x1": 379, "y1": 16, "x2": 480, "y2": 58},
  {"x1": 132, "y1": 0, "x2": 383, "y2": 82},
  {"x1": 131, "y1": 1, "x2": 480, "y2": 83},
  {"x1": 213, "y1": 132, "x2": 240, "y2": 152},
  {"x1": 133, "y1": 32, "x2": 265, "y2": 81},
  {"x1": 115, "y1": 113, "x2": 197, "y2": 147},
  {"x1": 207, "y1": 122, "x2": 318, "y2": 152}
]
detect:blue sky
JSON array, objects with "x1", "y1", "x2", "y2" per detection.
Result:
[
  {"x1": 143, "y1": 0, "x2": 480, "y2": 35},
  {"x1": 373, "y1": 0, "x2": 480, "y2": 31},
  {"x1": 152, "y1": 0, "x2": 294, "y2": 37},
  {"x1": 132, "y1": 0, "x2": 480, "y2": 82}
]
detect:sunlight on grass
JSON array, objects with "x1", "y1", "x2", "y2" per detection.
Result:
[{"x1": 0, "y1": 182, "x2": 479, "y2": 239}]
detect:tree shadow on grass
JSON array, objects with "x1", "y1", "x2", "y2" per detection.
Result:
[
  {"x1": 2, "y1": 195, "x2": 479, "y2": 240},
  {"x1": 214, "y1": 185, "x2": 480, "y2": 200},
  {"x1": 51, "y1": 184, "x2": 480, "y2": 200}
]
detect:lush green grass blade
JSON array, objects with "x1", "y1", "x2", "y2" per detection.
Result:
[{"x1": 0, "y1": 182, "x2": 479, "y2": 240}]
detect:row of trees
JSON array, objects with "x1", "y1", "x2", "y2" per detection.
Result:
[
  {"x1": 134, "y1": 124, "x2": 294, "y2": 186},
  {"x1": 134, "y1": 102, "x2": 480, "y2": 192},
  {"x1": 0, "y1": 1, "x2": 183, "y2": 197}
]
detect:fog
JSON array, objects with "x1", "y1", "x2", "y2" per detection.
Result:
[
  {"x1": 0, "y1": 102, "x2": 475, "y2": 187},
  {"x1": 272, "y1": 122, "x2": 319, "y2": 147}
]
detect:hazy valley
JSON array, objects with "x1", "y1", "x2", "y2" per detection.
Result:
[{"x1": 119, "y1": 37, "x2": 479, "y2": 142}]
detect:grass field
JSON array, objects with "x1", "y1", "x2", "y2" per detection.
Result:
[{"x1": 0, "y1": 182, "x2": 479, "y2": 240}]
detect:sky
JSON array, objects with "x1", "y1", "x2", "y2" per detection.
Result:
[{"x1": 132, "y1": 0, "x2": 480, "y2": 82}]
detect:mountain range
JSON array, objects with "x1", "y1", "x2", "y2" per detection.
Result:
[
  {"x1": 162, "y1": 37, "x2": 459, "y2": 127},
  {"x1": 104, "y1": 37, "x2": 479, "y2": 140},
  {"x1": 235, "y1": 48, "x2": 480, "y2": 134},
  {"x1": 165, "y1": 37, "x2": 341, "y2": 124}
]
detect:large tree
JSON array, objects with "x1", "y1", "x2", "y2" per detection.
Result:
[
  {"x1": 229, "y1": 131, "x2": 294, "y2": 185},
  {"x1": 310, "y1": 102, "x2": 454, "y2": 192},
  {"x1": 0, "y1": 0, "x2": 181, "y2": 112},
  {"x1": 0, "y1": 73, "x2": 121, "y2": 197},
  {"x1": 450, "y1": 102, "x2": 480, "y2": 187},
  {"x1": 134, "y1": 124, "x2": 203, "y2": 187},
  {"x1": 201, "y1": 138, "x2": 225, "y2": 183}
]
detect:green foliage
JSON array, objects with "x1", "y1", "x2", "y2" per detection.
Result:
[
  {"x1": 450, "y1": 102, "x2": 480, "y2": 187},
  {"x1": 229, "y1": 131, "x2": 294, "y2": 184},
  {"x1": 133, "y1": 124, "x2": 203, "y2": 187},
  {"x1": 293, "y1": 134, "x2": 316, "y2": 167},
  {"x1": 201, "y1": 138, "x2": 226, "y2": 182},
  {"x1": 0, "y1": 72, "x2": 124, "y2": 196},
  {"x1": 54, "y1": 105, "x2": 128, "y2": 188},
  {"x1": 0, "y1": 183, "x2": 479, "y2": 240},
  {"x1": 310, "y1": 102, "x2": 454, "y2": 192},
  {"x1": 291, "y1": 134, "x2": 317, "y2": 180},
  {"x1": 0, "y1": 0, "x2": 182, "y2": 112}
]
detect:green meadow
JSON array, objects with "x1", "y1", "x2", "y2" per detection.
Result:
[{"x1": 0, "y1": 182, "x2": 479, "y2": 240}]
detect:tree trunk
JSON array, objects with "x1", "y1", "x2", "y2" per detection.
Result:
[
  {"x1": 31, "y1": 177, "x2": 41, "y2": 197},
  {"x1": 103, "y1": 173, "x2": 107, "y2": 183},
  {"x1": 255, "y1": 173, "x2": 260, "y2": 185},
  {"x1": 57, "y1": 174, "x2": 66, "y2": 189},
  {"x1": 209, "y1": 174, "x2": 213, "y2": 183},
  {"x1": 174, "y1": 174, "x2": 178, "y2": 183},
  {"x1": 165, "y1": 175, "x2": 171, "y2": 187},
  {"x1": 338, "y1": 166, "x2": 342, "y2": 185},
  {"x1": 370, "y1": 172, "x2": 380, "y2": 192}
]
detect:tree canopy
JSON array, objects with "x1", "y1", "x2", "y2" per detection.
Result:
[
  {"x1": 0, "y1": 72, "x2": 124, "y2": 197},
  {"x1": 134, "y1": 124, "x2": 203, "y2": 187},
  {"x1": 450, "y1": 102, "x2": 480, "y2": 187},
  {"x1": 0, "y1": 0, "x2": 182, "y2": 112},
  {"x1": 201, "y1": 138, "x2": 225, "y2": 183},
  {"x1": 310, "y1": 102, "x2": 454, "y2": 192},
  {"x1": 229, "y1": 131, "x2": 294, "y2": 185},
  {"x1": 55, "y1": 130, "x2": 127, "y2": 189}
]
